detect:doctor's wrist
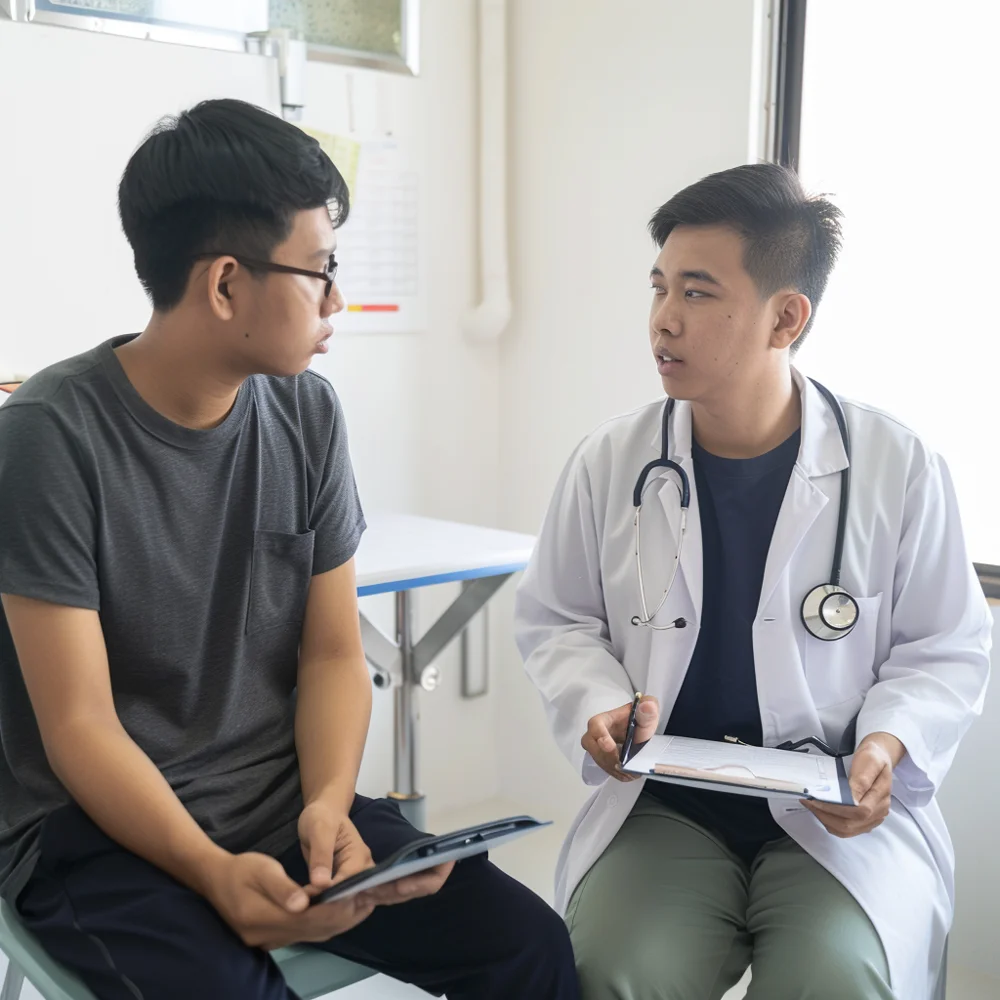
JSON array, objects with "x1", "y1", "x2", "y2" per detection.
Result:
[{"x1": 857, "y1": 731, "x2": 906, "y2": 769}]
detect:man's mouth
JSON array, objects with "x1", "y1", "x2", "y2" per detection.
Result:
[
  {"x1": 316, "y1": 328, "x2": 333, "y2": 353},
  {"x1": 654, "y1": 347, "x2": 683, "y2": 369}
]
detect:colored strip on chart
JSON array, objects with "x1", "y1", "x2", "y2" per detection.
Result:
[{"x1": 347, "y1": 304, "x2": 400, "y2": 313}]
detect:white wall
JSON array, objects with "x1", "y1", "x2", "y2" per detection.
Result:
[
  {"x1": 493, "y1": 0, "x2": 763, "y2": 819},
  {"x1": 0, "y1": 0, "x2": 501, "y2": 815}
]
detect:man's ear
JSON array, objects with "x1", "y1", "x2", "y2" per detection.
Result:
[
  {"x1": 771, "y1": 291, "x2": 812, "y2": 351},
  {"x1": 207, "y1": 258, "x2": 238, "y2": 320}
]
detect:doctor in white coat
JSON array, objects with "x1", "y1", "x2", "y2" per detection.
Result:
[{"x1": 515, "y1": 164, "x2": 991, "y2": 1000}]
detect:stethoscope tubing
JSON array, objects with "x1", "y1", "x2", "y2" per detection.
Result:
[{"x1": 632, "y1": 380, "x2": 854, "y2": 637}]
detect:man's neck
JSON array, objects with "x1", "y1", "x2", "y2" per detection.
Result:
[
  {"x1": 690, "y1": 367, "x2": 800, "y2": 459},
  {"x1": 115, "y1": 315, "x2": 243, "y2": 431}
]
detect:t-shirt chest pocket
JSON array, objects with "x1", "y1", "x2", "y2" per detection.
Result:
[{"x1": 246, "y1": 529, "x2": 316, "y2": 634}]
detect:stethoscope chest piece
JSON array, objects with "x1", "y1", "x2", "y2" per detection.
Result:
[{"x1": 800, "y1": 584, "x2": 859, "y2": 641}]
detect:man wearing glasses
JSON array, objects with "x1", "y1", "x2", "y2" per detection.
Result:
[{"x1": 0, "y1": 99, "x2": 578, "y2": 1000}]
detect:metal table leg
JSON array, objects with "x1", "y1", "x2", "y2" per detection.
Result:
[
  {"x1": 387, "y1": 590, "x2": 425, "y2": 830},
  {"x1": 359, "y1": 573, "x2": 513, "y2": 833}
]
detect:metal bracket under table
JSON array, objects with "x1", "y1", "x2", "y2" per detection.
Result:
[{"x1": 359, "y1": 573, "x2": 511, "y2": 830}]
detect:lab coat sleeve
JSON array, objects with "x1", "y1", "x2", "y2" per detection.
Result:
[
  {"x1": 856, "y1": 454, "x2": 992, "y2": 808},
  {"x1": 514, "y1": 442, "x2": 634, "y2": 785}
]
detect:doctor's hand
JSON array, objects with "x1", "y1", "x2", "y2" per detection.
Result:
[
  {"x1": 802, "y1": 732, "x2": 906, "y2": 838},
  {"x1": 582, "y1": 696, "x2": 660, "y2": 781}
]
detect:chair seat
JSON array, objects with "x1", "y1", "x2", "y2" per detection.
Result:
[
  {"x1": 1, "y1": 899, "x2": 375, "y2": 1000},
  {"x1": 1, "y1": 898, "x2": 88, "y2": 1000},
  {"x1": 272, "y1": 945, "x2": 376, "y2": 998}
]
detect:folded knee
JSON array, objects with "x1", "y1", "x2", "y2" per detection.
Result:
[
  {"x1": 754, "y1": 955, "x2": 891, "y2": 1000},
  {"x1": 575, "y1": 954, "x2": 693, "y2": 1000}
]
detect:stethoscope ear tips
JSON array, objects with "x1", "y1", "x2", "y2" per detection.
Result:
[
  {"x1": 631, "y1": 616, "x2": 642, "y2": 627},
  {"x1": 673, "y1": 618, "x2": 687, "y2": 628}
]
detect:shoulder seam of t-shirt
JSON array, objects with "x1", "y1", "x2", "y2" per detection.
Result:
[
  {"x1": 0, "y1": 400, "x2": 100, "y2": 608},
  {"x1": 0, "y1": 398, "x2": 95, "y2": 474},
  {"x1": 296, "y1": 369, "x2": 341, "y2": 460},
  {"x1": 0, "y1": 352, "x2": 106, "y2": 452},
  {"x1": 5, "y1": 355, "x2": 104, "y2": 408}
]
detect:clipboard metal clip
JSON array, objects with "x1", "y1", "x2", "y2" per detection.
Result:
[{"x1": 725, "y1": 734, "x2": 850, "y2": 759}]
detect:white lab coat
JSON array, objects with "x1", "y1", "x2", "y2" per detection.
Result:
[{"x1": 515, "y1": 371, "x2": 991, "y2": 1000}]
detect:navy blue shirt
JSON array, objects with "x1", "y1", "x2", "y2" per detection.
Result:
[{"x1": 645, "y1": 429, "x2": 801, "y2": 863}]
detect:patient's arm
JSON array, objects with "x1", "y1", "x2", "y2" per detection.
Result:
[{"x1": 3, "y1": 594, "x2": 228, "y2": 895}]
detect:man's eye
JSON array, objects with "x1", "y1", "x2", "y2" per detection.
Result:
[
  {"x1": 650, "y1": 285, "x2": 666, "y2": 295},
  {"x1": 685, "y1": 289, "x2": 708, "y2": 299}
]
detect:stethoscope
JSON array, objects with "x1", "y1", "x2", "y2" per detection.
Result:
[{"x1": 631, "y1": 379, "x2": 859, "y2": 642}]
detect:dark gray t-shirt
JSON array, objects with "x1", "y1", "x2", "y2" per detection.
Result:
[{"x1": 0, "y1": 335, "x2": 365, "y2": 899}]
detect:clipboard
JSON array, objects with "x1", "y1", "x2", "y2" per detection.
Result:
[
  {"x1": 622, "y1": 735, "x2": 854, "y2": 806},
  {"x1": 313, "y1": 816, "x2": 552, "y2": 904}
]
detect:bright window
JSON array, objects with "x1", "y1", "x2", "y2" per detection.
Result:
[{"x1": 795, "y1": 2, "x2": 1000, "y2": 564}]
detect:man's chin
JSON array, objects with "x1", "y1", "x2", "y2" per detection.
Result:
[{"x1": 661, "y1": 376, "x2": 695, "y2": 401}]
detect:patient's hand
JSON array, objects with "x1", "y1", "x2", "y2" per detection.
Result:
[
  {"x1": 582, "y1": 696, "x2": 660, "y2": 781},
  {"x1": 298, "y1": 800, "x2": 454, "y2": 906},
  {"x1": 298, "y1": 803, "x2": 373, "y2": 892},
  {"x1": 801, "y1": 731, "x2": 905, "y2": 837},
  {"x1": 204, "y1": 850, "x2": 378, "y2": 951}
]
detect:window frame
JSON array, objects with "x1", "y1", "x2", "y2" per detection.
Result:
[{"x1": 1, "y1": 0, "x2": 420, "y2": 74}]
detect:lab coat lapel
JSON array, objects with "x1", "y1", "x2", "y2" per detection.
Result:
[
  {"x1": 758, "y1": 470, "x2": 828, "y2": 614},
  {"x1": 757, "y1": 371, "x2": 849, "y2": 613}
]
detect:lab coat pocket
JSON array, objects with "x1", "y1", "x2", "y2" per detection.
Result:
[
  {"x1": 804, "y1": 592, "x2": 883, "y2": 708},
  {"x1": 245, "y1": 529, "x2": 316, "y2": 634}
]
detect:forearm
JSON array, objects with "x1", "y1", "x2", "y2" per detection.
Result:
[
  {"x1": 295, "y1": 653, "x2": 372, "y2": 814},
  {"x1": 46, "y1": 719, "x2": 227, "y2": 896}
]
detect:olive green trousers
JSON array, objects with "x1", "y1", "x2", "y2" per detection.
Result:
[{"x1": 566, "y1": 793, "x2": 892, "y2": 1000}]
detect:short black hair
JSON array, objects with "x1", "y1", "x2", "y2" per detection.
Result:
[
  {"x1": 648, "y1": 163, "x2": 842, "y2": 347},
  {"x1": 118, "y1": 99, "x2": 349, "y2": 311}
]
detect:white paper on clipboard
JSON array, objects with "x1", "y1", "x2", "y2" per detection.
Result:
[{"x1": 623, "y1": 735, "x2": 852, "y2": 805}]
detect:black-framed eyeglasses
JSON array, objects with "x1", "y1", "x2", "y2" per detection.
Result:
[{"x1": 193, "y1": 251, "x2": 339, "y2": 298}]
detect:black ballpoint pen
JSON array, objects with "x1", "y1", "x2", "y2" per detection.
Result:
[{"x1": 619, "y1": 691, "x2": 643, "y2": 766}]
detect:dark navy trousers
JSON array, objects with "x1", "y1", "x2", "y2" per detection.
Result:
[{"x1": 16, "y1": 796, "x2": 579, "y2": 999}]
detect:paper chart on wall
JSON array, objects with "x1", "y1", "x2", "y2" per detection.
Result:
[{"x1": 305, "y1": 130, "x2": 424, "y2": 335}]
